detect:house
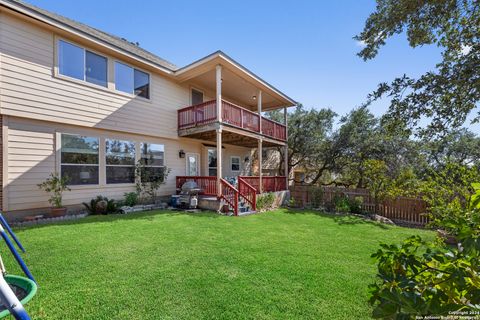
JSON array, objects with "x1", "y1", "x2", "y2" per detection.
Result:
[{"x1": 0, "y1": 0, "x2": 295, "y2": 218}]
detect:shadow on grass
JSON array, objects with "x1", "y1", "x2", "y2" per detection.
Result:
[
  {"x1": 281, "y1": 208, "x2": 391, "y2": 229},
  {"x1": 13, "y1": 209, "x2": 222, "y2": 232}
]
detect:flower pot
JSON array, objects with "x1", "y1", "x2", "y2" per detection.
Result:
[{"x1": 49, "y1": 207, "x2": 67, "y2": 217}]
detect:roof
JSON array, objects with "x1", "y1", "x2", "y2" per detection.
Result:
[
  {"x1": 3, "y1": 0, "x2": 178, "y2": 71},
  {"x1": 1, "y1": 0, "x2": 297, "y2": 107}
]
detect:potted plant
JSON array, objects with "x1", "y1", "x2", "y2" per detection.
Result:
[{"x1": 37, "y1": 173, "x2": 71, "y2": 217}]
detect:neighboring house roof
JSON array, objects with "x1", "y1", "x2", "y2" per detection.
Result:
[{"x1": 3, "y1": 0, "x2": 178, "y2": 71}]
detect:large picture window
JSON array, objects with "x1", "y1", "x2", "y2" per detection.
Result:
[
  {"x1": 61, "y1": 134, "x2": 99, "y2": 185},
  {"x1": 140, "y1": 143, "x2": 165, "y2": 182},
  {"x1": 106, "y1": 139, "x2": 135, "y2": 184},
  {"x1": 58, "y1": 40, "x2": 107, "y2": 87},
  {"x1": 115, "y1": 62, "x2": 150, "y2": 99}
]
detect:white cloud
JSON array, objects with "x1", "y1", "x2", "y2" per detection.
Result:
[{"x1": 356, "y1": 40, "x2": 367, "y2": 48}]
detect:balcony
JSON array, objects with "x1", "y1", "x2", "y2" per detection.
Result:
[{"x1": 178, "y1": 100, "x2": 287, "y2": 142}]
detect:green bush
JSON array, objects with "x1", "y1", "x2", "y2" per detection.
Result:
[
  {"x1": 308, "y1": 186, "x2": 324, "y2": 208},
  {"x1": 368, "y1": 186, "x2": 480, "y2": 318},
  {"x1": 333, "y1": 196, "x2": 350, "y2": 213},
  {"x1": 83, "y1": 196, "x2": 119, "y2": 215},
  {"x1": 348, "y1": 196, "x2": 364, "y2": 214},
  {"x1": 123, "y1": 192, "x2": 138, "y2": 207},
  {"x1": 257, "y1": 192, "x2": 275, "y2": 211}
]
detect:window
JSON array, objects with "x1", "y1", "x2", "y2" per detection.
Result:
[
  {"x1": 231, "y1": 156, "x2": 240, "y2": 172},
  {"x1": 140, "y1": 143, "x2": 165, "y2": 182},
  {"x1": 86, "y1": 51, "x2": 107, "y2": 87},
  {"x1": 115, "y1": 62, "x2": 150, "y2": 99},
  {"x1": 191, "y1": 88, "x2": 203, "y2": 105},
  {"x1": 106, "y1": 139, "x2": 135, "y2": 184},
  {"x1": 208, "y1": 149, "x2": 217, "y2": 176},
  {"x1": 58, "y1": 40, "x2": 107, "y2": 87},
  {"x1": 61, "y1": 134, "x2": 99, "y2": 185},
  {"x1": 58, "y1": 40, "x2": 84, "y2": 80}
]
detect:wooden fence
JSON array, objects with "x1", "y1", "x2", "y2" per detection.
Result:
[{"x1": 290, "y1": 185, "x2": 429, "y2": 226}]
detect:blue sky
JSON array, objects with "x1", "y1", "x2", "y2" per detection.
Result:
[{"x1": 28, "y1": 0, "x2": 464, "y2": 128}]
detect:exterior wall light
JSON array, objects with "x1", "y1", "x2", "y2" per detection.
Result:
[{"x1": 179, "y1": 150, "x2": 185, "y2": 158}]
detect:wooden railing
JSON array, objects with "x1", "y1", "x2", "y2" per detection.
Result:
[
  {"x1": 178, "y1": 100, "x2": 217, "y2": 130},
  {"x1": 238, "y1": 177, "x2": 257, "y2": 211},
  {"x1": 289, "y1": 186, "x2": 429, "y2": 226},
  {"x1": 176, "y1": 176, "x2": 217, "y2": 196},
  {"x1": 220, "y1": 178, "x2": 239, "y2": 216},
  {"x1": 238, "y1": 176, "x2": 288, "y2": 194},
  {"x1": 177, "y1": 99, "x2": 286, "y2": 141}
]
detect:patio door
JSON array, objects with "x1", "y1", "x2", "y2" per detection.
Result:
[{"x1": 186, "y1": 153, "x2": 200, "y2": 176}]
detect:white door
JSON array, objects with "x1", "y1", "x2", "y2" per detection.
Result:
[{"x1": 186, "y1": 153, "x2": 200, "y2": 176}]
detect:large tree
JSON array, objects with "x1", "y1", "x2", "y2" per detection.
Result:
[{"x1": 356, "y1": 0, "x2": 480, "y2": 136}]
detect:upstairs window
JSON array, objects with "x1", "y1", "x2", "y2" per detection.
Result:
[
  {"x1": 58, "y1": 40, "x2": 107, "y2": 87},
  {"x1": 231, "y1": 156, "x2": 240, "y2": 172},
  {"x1": 114, "y1": 62, "x2": 150, "y2": 99},
  {"x1": 191, "y1": 88, "x2": 204, "y2": 105}
]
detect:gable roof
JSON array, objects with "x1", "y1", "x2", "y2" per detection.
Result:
[
  {"x1": 1, "y1": 0, "x2": 297, "y2": 107},
  {"x1": 2, "y1": 0, "x2": 178, "y2": 71}
]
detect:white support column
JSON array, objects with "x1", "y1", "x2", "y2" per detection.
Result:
[
  {"x1": 258, "y1": 138, "x2": 263, "y2": 193},
  {"x1": 284, "y1": 107, "x2": 288, "y2": 187},
  {"x1": 257, "y1": 90, "x2": 262, "y2": 133},
  {"x1": 216, "y1": 128, "x2": 223, "y2": 198},
  {"x1": 216, "y1": 65, "x2": 222, "y2": 122}
]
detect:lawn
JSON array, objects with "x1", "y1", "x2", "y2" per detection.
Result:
[{"x1": 4, "y1": 209, "x2": 433, "y2": 319}]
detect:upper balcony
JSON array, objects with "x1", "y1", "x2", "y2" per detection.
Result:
[{"x1": 178, "y1": 99, "x2": 286, "y2": 142}]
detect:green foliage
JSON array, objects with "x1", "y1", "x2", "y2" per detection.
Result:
[
  {"x1": 37, "y1": 173, "x2": 71, "y2": 208},
  {"x1": 332, "y1": 195, "x2": 363, "y2": 214},
  {"x1": 123, "y1": 192, "x2": 139, "y2": 207},
  {"x1": 369, "y1": 186, "x2": 480, "y2": 318},
  {"x1": 334, "y1": 197, "x2": 351, "y2": 213},
  {"x1": 308, "y1": 186, "x2": 323, "y2": 208},
  {"x1": 135, "y1": 161, "x2": 171, "y2": 204},
  {"x1": 83, "y1": 196, "x2": 119, "y2": 215},
  {"x1": 357, "y1": 0, "x2": 479, "y2": 136},
  {"x1": 470, "y1": 183, "x2": 480, "y2": 210},
  {"x1": 256, "y1": 192, "x2": 275, "y2": 211}
]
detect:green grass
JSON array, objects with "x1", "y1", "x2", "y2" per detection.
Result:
[{"x1": 3, "y1": 209, "x2": 433, "y2": 319}]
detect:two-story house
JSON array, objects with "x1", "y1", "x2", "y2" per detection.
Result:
[{"x1": 0, "y1": 0, "x2": 295, "y2": 218}]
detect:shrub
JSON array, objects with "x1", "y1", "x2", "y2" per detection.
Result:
[
  {"x1": 256, "y1": 192, "x2": 275, "y2": 211},
  {"x1": 83, "y1": 196, "x2": 119, "y2": 215},
  {"x1": 333, "y1": 196, "x2": 350, "y2": 213},
  {"x1": 135, "y1": 161, "x2": 171, "y2": 204},
  {"x1": 123, "y1": 192, "x2": 138, "y2": 207},
  {"x1": 308, "y1": 186, "x2": 324, "y2": 208},
  {"x1": 368, "y1": 186, "x2": 480, "y2": 318},
  {"x1": 37, "y1": 173, "x2": 70, "y2": 208},
  {"x1": 348, "y1": 196, "x2": 364, "y2": 214}
]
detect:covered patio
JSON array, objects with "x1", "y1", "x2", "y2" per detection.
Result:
[{"x1": 174, "y1": 52, "x2": 295, "y2": 215}]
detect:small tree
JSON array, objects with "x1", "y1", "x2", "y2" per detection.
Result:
[
  {"x1": 363, "y1": 159, "x2": 391, "y2": 213},
  {"x1": 37, "y1": 173, "x2": 70, "y2": 208},
  {"x1": 135, "y1": 161, "x2": 171, "y2": 204}
]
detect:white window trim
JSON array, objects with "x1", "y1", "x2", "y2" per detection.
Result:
[
  {"x1": 190, "y1": 87, "x2": 205, "y2": 105},
  {"x1": 185, "y1": 152, "x2": 200, "y2": 176},
  {"x1": 56, "y1": 133, "x2": 168, "y2": 189},
  {"x1": 206, "y1": 148, "x2": 217, "y2": 176},
  {"x1": 56, "y1": 38, "x2": 108, "y2": 88},
  {"x1": 53, "y1": 36, "x2": 152, "y2": 103},
  {"x1": 230, "y1": 156, "x2": 241, "y2": 172},
  {"x1": 105, "y1": 138, "x2": 136, "y2": 185},
  {"x1": 114, "y1": 60, "x2": 151, "y2": 101},
  {"x1": 57, "y1": 132, "x2": 101, "y2": 187}
]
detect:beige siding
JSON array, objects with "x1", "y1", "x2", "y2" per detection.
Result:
[
  {"x1": 0, "y1": 12, "x2": 189, "y2": 139},
  {"x1": 4, "y1": 116, "x2": 206, "y2": 211}
]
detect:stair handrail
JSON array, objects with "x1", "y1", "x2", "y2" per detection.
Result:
[
  {"x1": 220, "y1": 178, "x2": 239, "y2": 216},
  {"x1": 238, "y1": 177, "x2": 257, "y2": 211}
]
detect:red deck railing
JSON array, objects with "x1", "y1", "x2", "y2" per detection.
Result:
[
  {"x1": 220, "y1": 178, "x2": 239, "y2": 216},
  {"x1": 177, "y1": 99, "x2": 286, "y2": 141},
  {"x1": 176, "y1": 176, "x2": 217, "y2": 196},
  {"x1": 238, "y1": 177, "x2": 257, "y2": 211},
  {"x1": 238, "y1": 176, "x2": 287, "y2": 194}
]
